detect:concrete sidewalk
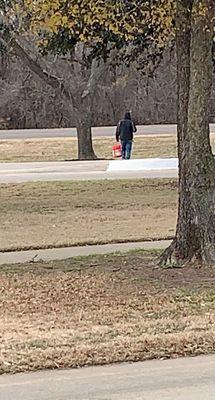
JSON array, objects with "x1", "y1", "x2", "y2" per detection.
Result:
[
  {"x1": 0, "y1": 159, "x2": 178, "y2": 183},
  {"x1": 0, "y1": 240, "x2": 171, "y2": 265},
  {"x1": 0, "y1": 355, "x2": 214, "y2": 400}
]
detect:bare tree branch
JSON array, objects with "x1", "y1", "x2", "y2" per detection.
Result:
[
  {"x1": 81, "y1": 58, "x2": 106, "y2": 100},
  {"x1": 0, "y1": 31, "x2": 77, "y2": 109}
]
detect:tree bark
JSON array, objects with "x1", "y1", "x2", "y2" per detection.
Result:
[
  {"x1": 76, "y1": 108, "x2": 96, "y2": 160},
  {"x1": 75, "y1": 58, "x2": 106, "y2": 160},
  {"x1": 160, "y1": 0, "x2": 215, "y2": 266}
]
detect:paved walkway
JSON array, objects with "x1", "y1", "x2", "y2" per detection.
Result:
[
  {"x1": 0, "y1": 159, "x2": 177, "y2": 183},
  {"x1": 0, "y1": 355, "x2": 214, "y2": 400},
  {"x1": 108, "y1": 158, "x2": 178, "y2": 171},
  {"x1": 0, "y1": 240, "x2": 171, "y2": 265}
]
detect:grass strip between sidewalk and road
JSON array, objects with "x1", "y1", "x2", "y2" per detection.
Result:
[
  {"x1": 0, "y1": 135, "x2": 178, "y2": 162},
  {"x1": 0, "y1": 249, "x2": 215, "y2": 374},
  {"x1": 0, "y1": 134, "x2": 214, "y2": 163},
  {"x1": 0, "y1": 179, "x2": 177, "y2": 252}
]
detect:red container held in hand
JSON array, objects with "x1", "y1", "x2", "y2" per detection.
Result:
[{"x1": 112, "y1": 143, "x2": 122, "y2": 158}]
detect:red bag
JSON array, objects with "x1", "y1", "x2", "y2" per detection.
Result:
[{"x1": 112, "y1": 143, "x2": 122, "y2": 158}]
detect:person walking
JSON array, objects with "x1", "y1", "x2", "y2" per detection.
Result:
[{"x1": 116, "y1": 111, "x2": 137, "y2": 159}]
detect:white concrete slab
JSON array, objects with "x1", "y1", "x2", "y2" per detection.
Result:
[{"x1": 107, "y1": 158, "x2": 178, "y2": 172}]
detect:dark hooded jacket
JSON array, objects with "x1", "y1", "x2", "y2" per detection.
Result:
[{"x1": 116, "y1": 112, "x2": 137, "y2": 142}]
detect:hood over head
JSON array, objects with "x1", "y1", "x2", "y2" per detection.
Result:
[{"x1": 124, "y1": 111, "x2": 131, "y2": 120}]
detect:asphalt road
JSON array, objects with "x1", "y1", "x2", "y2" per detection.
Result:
[
  {"x1": 0, "y1": 160, "x2": 177, "y2": 183},
  {"x1": 0, "y1": 124, "x2": 215, "y2": 140},
  {"x1": 0, "y1": 125, "x2": 178, "y2": 140},
  {"x1": 0, "y1": 355, "x2": 214, "y2": 400}
]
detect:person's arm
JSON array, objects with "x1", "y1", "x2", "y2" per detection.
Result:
[
  {"x1": 132, "y1": 120, "x2": 137, "y2": 133},
  {"x1": 116, "y1": 121, "x2": 121, "y2": 142}
]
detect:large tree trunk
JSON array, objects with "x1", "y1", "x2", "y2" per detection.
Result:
[
  {"x1": 76, "y1": 110, "x2": 97, "y2": 160},
  {"x1": 160, "y1": 0, "x2": 215, "y2": 266},
  {"x1": 75, "y1": 58, "x2": 106, "y2": 160}
]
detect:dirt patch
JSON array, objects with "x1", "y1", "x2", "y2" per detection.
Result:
[
  {"x1": 0, "y1": 179, "x2": 177, "y2": 251},
  {"x1": 0, "y1": 250, "x2": 215, "y2": 374}
]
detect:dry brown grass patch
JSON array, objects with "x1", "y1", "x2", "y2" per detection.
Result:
[
  {"x1": 0, "y1": 134, "x2": 214, "y2": 162},
  {"x1": 0, "y1": 251, "x2": 215, "y2": 374},
  {"x1": 0, "y1": 179, "x2": 177, "y2": 251},
  {"x1": 0, "y1": 136, "x2": 178, "y2": 162}
]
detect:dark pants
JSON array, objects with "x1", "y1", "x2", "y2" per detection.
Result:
[{"x1": 121, "y1": 140, "x2": 133, "y2": 159}]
